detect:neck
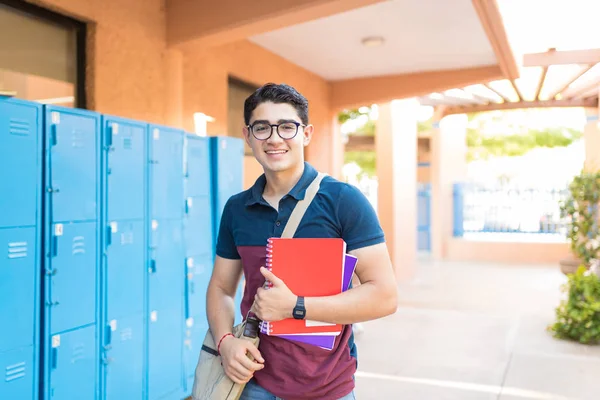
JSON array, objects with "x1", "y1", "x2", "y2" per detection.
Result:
[{"x1": 263, "y1": 162, "x2": 305, "y2": 198}]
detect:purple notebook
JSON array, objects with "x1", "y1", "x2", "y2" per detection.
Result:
[{"x1": 264, "y1": 254, "x2": 358, "y2": 350}]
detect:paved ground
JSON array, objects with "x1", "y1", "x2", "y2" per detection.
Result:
[{"x1": 353, "y1": 257, "x2": 600, "y2": 400}]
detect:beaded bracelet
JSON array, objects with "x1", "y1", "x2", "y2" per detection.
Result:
[{"x1": 217, "y1": 332, "x2": 234, "y2": 355}]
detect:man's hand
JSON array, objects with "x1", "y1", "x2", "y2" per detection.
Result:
[
  {"x1": 254, "y1": 267, "x2": 296, "y2": 322},
  {"x1": 219, "y1": 335, "x2": 265, "y2": 384}
]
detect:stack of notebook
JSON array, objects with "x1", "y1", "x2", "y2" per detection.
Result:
[{"x1": 259, "y1": 237, "x2": 358, "y2": 350}]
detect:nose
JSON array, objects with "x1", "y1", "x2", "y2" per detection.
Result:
[{"x1": 266, "y1": 126, "x2": 284, "y2": 144}]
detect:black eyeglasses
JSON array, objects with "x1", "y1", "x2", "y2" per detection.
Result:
[{"x1": 247, "y1": 121, "x2": 306, "y2": 141}]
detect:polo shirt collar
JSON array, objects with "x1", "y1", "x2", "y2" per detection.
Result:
[{"x1": 246, "y1": 162, "x2": 318, "y2": 206}]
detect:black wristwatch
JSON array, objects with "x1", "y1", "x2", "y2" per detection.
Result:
[{"x1": 292, "y1": 296, "x2": 306, "y2": 320}]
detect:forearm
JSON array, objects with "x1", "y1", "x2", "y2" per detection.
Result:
[
  {"x1": 206, "y1": 284, "x2": 236, "y2": 343},
  {"x1": 304, "y1": 280, "x2": 397, "y2": 325}
]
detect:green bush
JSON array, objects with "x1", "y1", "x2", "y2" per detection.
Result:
[{"x1": 548, "y1": 266, "x2": 600, "y2": 345}]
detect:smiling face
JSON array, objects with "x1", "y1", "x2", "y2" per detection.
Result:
[{"x1": 243, "y1": 101, "x2": 313, "y2": 174}]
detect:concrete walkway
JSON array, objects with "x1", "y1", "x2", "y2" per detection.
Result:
[{"x1": 353, "y1": 258, "x2": 600, "y2": 400}]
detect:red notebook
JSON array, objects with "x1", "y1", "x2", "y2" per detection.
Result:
[{"x1": 261, "y1": 237, "x2": 346, "y2": 336}]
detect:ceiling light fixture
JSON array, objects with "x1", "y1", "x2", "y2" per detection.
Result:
[{"x1": 361, "y1": 36, "x2": 385, "y2": 47}]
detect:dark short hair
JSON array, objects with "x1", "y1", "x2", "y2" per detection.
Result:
[{"x1": 244, "y1": 83, "x2": 309, "y2": 126}]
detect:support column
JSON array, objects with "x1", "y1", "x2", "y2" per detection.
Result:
[
  {"x1": 430, "y1": 113, "x2": 468, "y2": 259},
  {"x1": 584, "y1": 106, "x2": 600, "y2": 172},
  {"x1": 376, "y1": 99, "x2": 419, "y2": 281}
]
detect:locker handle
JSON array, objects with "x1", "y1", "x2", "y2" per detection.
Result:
[
  {"x1": 104, "y1": 325, "x2": 112, "y2": 351},
  {"x1": 149, "y1": 259, "x2": 156, "y2": 274},
  {"x1": 51, "y1": 348, "x2": 58, "y2": 369},
  {"x1": 106, "y1": 226, "x2": 112, "y2": 246},
  {"x1": 51, "y1": 236, "x2": 58, "y2": 257},
  {"x1": 50, "y1": 124, "x2": 58, "y2": 146}
]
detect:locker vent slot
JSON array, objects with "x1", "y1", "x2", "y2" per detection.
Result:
[
  {"x1": 71, "y1": 129, "x2": 85, "y2": 148},
  {"x1": 5, "y1": 361, "x2": 26, "y2": 382},
  {"x1": 7, "y1": 241, "x2": 27, "y2": 259},
  {"x1": 123, "y1": 137, "x2": 132, "y2": 149},
  {"x1": 72, "y1": 236, "x2": 86, "y2": 255},
  {"x1": 71, "y1": 344, "x2": 85, "y2": 363},
  {"x1": 9, "y1": 119, "x2": 30, "y2": 137}
]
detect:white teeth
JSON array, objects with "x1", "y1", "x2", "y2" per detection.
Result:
[{"x1": 266, "y1": 150, "x2": 287, "y2": 154}]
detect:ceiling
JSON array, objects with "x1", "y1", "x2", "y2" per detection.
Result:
[{"x1": 249, "y1": 0, "x2": 497, "y2": 81}]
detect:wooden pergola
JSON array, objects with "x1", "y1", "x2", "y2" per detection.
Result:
[{"x1": 423, "y1": 48, "x2": 600, "y2": 116}]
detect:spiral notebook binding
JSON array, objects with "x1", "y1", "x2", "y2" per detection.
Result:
[{"x1": 260, "y1": 238, "x2": 275, "y2": 335}]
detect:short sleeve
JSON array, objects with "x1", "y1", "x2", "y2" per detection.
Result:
[
  {"x1": 337, "y1": 184, "x2": 385, "y2": 252},
  {"x1": 215, "y1": 198, "x2": 241, "y2": 259}
]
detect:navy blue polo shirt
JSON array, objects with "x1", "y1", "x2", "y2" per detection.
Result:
[{"x1": 216, "y1": 162, "x2": 385, "y2": 400}]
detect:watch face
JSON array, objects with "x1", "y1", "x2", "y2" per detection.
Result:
[{"x1": 293, "y1": 308, "x2": 305, "y2": 319}]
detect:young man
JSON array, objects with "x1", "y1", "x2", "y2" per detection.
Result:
[{"x1": 206, "y1": 83, "x2": 397, "y2": 400}]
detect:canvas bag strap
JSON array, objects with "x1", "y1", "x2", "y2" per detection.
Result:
[{"x1": 281, "y1": 172, "x2": 327, "y2": 238}]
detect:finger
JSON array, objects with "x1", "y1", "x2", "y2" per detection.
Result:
[
  {"x1": 246, "y1": 343, "x2": 265, "y2": 363},
  {"x1": 238, "y1": 350, "x2": 265, "y2": 370},
  {"x1": 231, "y1": 362, "x2": 254, "y2": 381},
  {"x1": 227, "y1": 369, "x2": 249, "y2": 384},
  {"x1": 260, "y1": 267, "x2": 282, "y2": 286}
]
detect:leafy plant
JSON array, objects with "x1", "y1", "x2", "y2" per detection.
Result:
[
  {"x1": 548, "y1": 265, "x2": 600, "y2": 345},
  {"x1": 559, "y1": 171, "x2": 600, "y2": 266}
]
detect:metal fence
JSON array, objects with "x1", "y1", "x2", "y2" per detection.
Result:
[{"x1": 453, "y1": 183, "x2": 569, "y2": 238}]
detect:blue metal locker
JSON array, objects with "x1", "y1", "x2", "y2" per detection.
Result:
[
  {"x1": 147, "y1": 308, "x2": 183, "y2": 400},
  {"x1": 44, "y1": 106, "x2": 100, "y2": 223},
  {"x1": 183, "y1": 196, "x2": 213, "y2": 257},
  {"x1": 43, "y1": 105, "x2": 100, "y2": 400},
  {"x1": 184, "y1": 255, "x2": 213, "y2": 321},
  {"x1": 0, "y1": 97, "x2": 42, "y2": 400},
  {"x1": 209, "y1": 136, "x2": 244, "y2": 242},
  {"x1": 48, "y1": 325, "x2": 97, "y2": 399},
  {"x1": 0, "y1": 98, "x2": 41, "y2": 229},
  {"x1": 148, "y1": 219, "x2": 185, "y2": 311},
  {"x1": 103, "y1": 314, "x2": 144, "y2": 400},
  {"x1": 102, "y1": 116, "x2": 147, "y2": 221},
  {"x1": 185, "y1": 135, "x2": 211, "y2": 198},
  {"x1": 149, "y1": 124, "x2": 184, "y2": 221}
]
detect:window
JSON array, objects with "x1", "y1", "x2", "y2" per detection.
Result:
[
  {"x1": 228, "y1": 76, "x2": 257, "y2": 156},
  {"x1": 0, "y1": 0, "x2": 86, "y2": 108}
]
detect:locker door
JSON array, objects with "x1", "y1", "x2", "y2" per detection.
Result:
[
  {"x1": 183, "y1": 196, "x2": 213, "y2": 256},
  {"x1": 186, "y1": 136, "x2": 211, "y2": 198},
  {"x1": 0, "y1": 227, "x2": 37, "y2": 352},
  {"x1": 149, "y1": 125, "x2": 184, "y2": 220},
  {"x1": 48, "y1": 222, "x2": 97, "y2": 334},
  {"x1": 183, "y1": 316, "x2": 209, "y2": 393},
  {"x1": 45, "y1": 107, "x2": 100, "y2": 223},
  {"x1": 148, "y1": 308, "x2": 183, "y2": 400},
  {"x1": 105, "y1": 220, "x2": 145, "y2": 320},
  {"x1": 49, "y1": 326, "x2": 96, "y2": 399},
  {"x1": 0, "y1": 346, "x2": 34, "y2": 400},
  {"x1": 104, "y1": 314, "x2": 144, "y2": 400},
  {"x1": 104, "y1": 117, "x2": 146, "y2": 221},
  {"x1": 186, "y1": 255, "x2": 212, "y2": 320},
  {"x1": 148, "y1": 219, "x2": 184, "y2": 312},
  {"x1": 0, "y1": 99, "x2": 41, "y2": 228}
]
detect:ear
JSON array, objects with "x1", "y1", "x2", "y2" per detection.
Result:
[
  {"x1": 243, "y1": 125, "x2": 252, "y2": 147},
  {"x1": 302, "y1": 124, "x2": 314, "y2": 147}
]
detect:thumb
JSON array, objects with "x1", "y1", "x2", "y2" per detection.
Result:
[
  {"x1": 260, "y1": 267, "x2": 282, "y2": 286},
  {"x1": 246, "y1": 342, "x2": 265, "y2": 363}
]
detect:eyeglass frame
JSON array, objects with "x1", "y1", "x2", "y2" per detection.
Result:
[{"x1": 246, "y1": 120, "x2": 307, "y2": 141}]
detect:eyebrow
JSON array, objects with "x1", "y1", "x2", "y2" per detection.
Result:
[{"x1": 251, "y1": 119, "x2": 299, "y2": 125}]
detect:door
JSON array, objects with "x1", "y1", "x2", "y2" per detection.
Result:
[
  {"x1": 0, "y1": 227, "x2": 37, "y2": 352},
  {"x1": 49, "y1": 325, "x2": 96, "y2": 399},
  {"x1": 103, "y1": 314, "x2": 144, "y2": 400},
  {"x1": 48, "y1": 222, "x2": 97, "y2": 334},
  {"x1": 185, "y1": 136, "x2": 211, "y2": 198},
  {"x1": 45, "y1": 107, "x2": 100, "y2": 224},
  {"x1": 149, "y1": 125, "x2": 184, "y2": 221},
  {"x1": 185, "y1": 255, "x2": 212, "y2": 320},
  {"x1": 183, "y1": 196, "x2": 213, "y2": 257},
  {"x1": 105, "y1": 220, "x2": 145, "y2": 320},
  {"x1": 147, "y1": 308, "x2": 183, "y2": 400},
  {"x1": 0, "y1": 99, "x2": 41, "y2": 228},
  {"x1": 103, "y1": 117, "x2": 146, "y2": 222},
  {"x1": 148, "y1": 219, "x2": 184, "y2": 312}
]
